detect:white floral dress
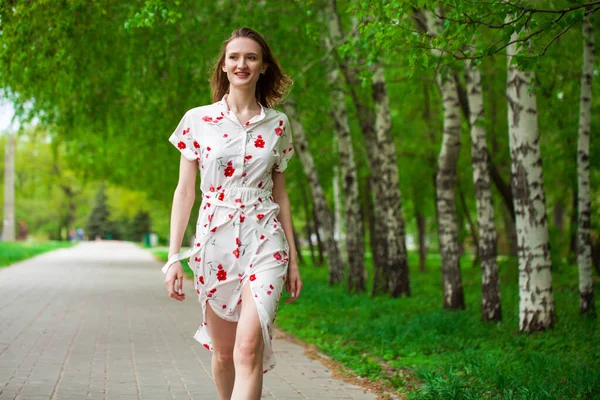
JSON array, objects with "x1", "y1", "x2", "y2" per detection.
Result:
[{"x1": 161, "y1": 94, "x2": 294, "y2": 374}]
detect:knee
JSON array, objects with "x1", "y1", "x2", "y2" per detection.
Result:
[
  {"x1": 213, "y1": 348, "x2": 234, "y2": 366},
  {"x1": 234, "y1": 339, "x2": 263, "y2": 366}
]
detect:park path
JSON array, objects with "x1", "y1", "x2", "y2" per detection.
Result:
[{"x1": 0, "y1": 241, "x2": 378, "y2": 400}]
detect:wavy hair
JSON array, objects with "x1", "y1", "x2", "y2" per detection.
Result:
[{"x1": 210, "y1": 27, "x2": 292, "y2": 108}]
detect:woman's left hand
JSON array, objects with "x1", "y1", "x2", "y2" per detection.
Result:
[{"x1": 285, "y1": 260, "x2": 302, "y2": 303}]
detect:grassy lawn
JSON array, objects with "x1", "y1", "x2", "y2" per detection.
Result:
[
  {"x1": 0, "y1": 241, "x2": 74, "y2": 268},
  {"x1": 152, "y1": 249, "x2": 600, "y2": 399}
]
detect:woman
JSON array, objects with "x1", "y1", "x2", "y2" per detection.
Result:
[{"x1": 161, "y1": 27, "x2": 303, "y2": 400}]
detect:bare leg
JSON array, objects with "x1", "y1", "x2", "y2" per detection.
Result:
[
  {"x1": 206, "y1": 301, "x2": 237, "y2": 400},
  {"x1": 230, "y1": 283, "x2": 264, "y2": 400}
]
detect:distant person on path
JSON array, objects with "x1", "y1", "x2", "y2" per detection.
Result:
[{"x1": 161, "y1": 27, "x2": 302, "y2": 400}]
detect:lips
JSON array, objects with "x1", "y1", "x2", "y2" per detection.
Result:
[{"x1": 235, "y1": 72, "x2": 250, "y2": 78}]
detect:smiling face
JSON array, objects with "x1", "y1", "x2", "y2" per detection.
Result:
[{"x1": 222, "y1": 37, "x2": 268, "y2": 90}]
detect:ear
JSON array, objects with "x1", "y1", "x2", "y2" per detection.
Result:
[{"x1": 262, "y1": 63, "x2": 269, "y2": 74}]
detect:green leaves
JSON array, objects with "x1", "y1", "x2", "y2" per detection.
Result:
[{"x1": 124, "y1": 0, "x2": 182, "y2": 30}]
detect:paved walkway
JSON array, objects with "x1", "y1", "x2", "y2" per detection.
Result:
[{"x1": 0, "y1": 241, "x2": 378, "y2": 400}]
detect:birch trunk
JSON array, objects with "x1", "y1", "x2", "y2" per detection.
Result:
[
  {"x1": 506, "y1": 24, "x2": 555, "y2": 332},
  {"x1": 372, "y1": 65, "x2": 411, "y2": 297},
  {"x1": 465, "y1": 56, "x2": 502, "y2": 321},
  {"x1": 283, "y1": 101, "x2": 344, "y2": 284},
  {"x1": 425, "y1": 9, "x2": 465, "y2": 309},
  {"x1": 577, "y1": 15, "x2": 595, "y2": 314},
  {"x1": 3, "y1": 132, "x2": 15, "y2": 242},
  {"x1": 325, "y1": 54, "x2": 366, "y2": 293},
  {"x1": 325, "y1": 0, "x2": 409, "y2": 296}
]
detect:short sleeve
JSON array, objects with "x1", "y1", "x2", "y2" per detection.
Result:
[
  {"x1": 168, "y1": 111, "x2": 200, "y2": 162},
  {"x1": 275, "y1": 115, "x2": 294, "y2": 173}
]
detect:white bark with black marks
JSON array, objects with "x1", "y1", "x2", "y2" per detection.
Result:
[
  {"x1": 325, "y1": 54, "x2": 366, "y2": 293},
  {"x1": 372, "y1": 65, "x2": 411, "y2": 297},
  {"x1": 465, "y1": 56, "x2": 502, "y2": 321},
  {"x1": 324, "y1": 0, "x2": 409, "y2": 296},
  {"x1": 577, "y1": 15, "x2": 595, "y2": 314},
  {"x1": 282, "y1": 101, "x2": 345, "y2": 284},
  {"x1": 506, "y1": 22, "x2": 555, "y2": 332},
  {"x1": 425, "y1": 9, "x2": 465, "y2": 309}
]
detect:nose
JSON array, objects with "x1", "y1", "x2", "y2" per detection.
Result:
[{"x1": 237, "y1": 57, "x2": 247, "y2": 69}]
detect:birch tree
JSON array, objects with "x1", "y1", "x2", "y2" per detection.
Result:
[
  {"x1": 324, "y1": 43, "x2": 366, "y2": 293},
  {"x1": 283, "y1": 100, "x2": 345, "y2": 284},
  {"x1": 325, "y1": 0, "x2": 410, "y2": 297},
  {"x1": 506, "y1": 22, "x2": 555, "y2": 332},
  {"x1": 577, "y1": 14, "x2": 595, "y2": 315},
  {"x1": 465, "y1": 55, "x2": 502, "y2": 321},
  {"x1": 424, "y1": 9, "x2": 465, "y2": 309}
]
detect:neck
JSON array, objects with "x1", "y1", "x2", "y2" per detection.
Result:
[{"x1": 226, "y1": 86, "x2": 260, "y2": 112}]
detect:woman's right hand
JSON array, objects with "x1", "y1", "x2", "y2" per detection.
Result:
[{"x1": 165, "y1": 261, "x2": 186, "y2": 301}]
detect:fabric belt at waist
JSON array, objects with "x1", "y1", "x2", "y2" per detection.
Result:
[{"x1": 161, "y1": 188, "x2": 278, "y2": 274}]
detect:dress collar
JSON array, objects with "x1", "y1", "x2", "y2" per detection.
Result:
[{"x1": 219, "y1": 93, "x2": 267, "y2": 125}]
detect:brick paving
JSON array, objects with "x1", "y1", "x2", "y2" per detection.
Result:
[{"x1": 0, "y1": 241, "x2": 378, "y2": 400}]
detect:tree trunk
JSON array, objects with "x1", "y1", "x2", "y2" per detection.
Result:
[
  {"x1": 577, "y1": 14, "x2": 595, "y2": 315},
  {"x1": 465, "y1": 55, "x2": 502, "y2": 321},
  {"x1": 283, "y1": 101, "x2": 344, "y2": 284},
  {"x1": 293, "y1": 225, "x2": 304, "y2": 265},
  {"x1": 425, "y1": 9, "x2": 465, "y2": 309},
  {"x1": 325, "y1": 51, "x2": 366, "y2": 293},
  {"x1": 312, "y1": 198, "x2": 325, "y2": 265},
  {"x1": 332, "y1": 165, "x2": 345, "y2": 260},
  {"x1": 372, "y1": 65, "x2": 411, "y2": 297},
  {"x1": 301, "y1": 179, "x2": 318, "y2": 265},
  {"x1": 506, "y1": 24, "x2": 555, "y2": 332},
  {"x1": 325, "y1": 0, "x2": 410, "y2": 297},
  {"x1": 3, "y1": 132, "x2": 16, "y2": 242}
]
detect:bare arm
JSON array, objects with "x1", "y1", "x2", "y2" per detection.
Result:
[
  {"x1": 168, "y1": 155, "x2": 198, "y2": 256},
  {"x1": 165, "y1": 154, "x2": 198, "y2": 301},
  {"x1": 272, "y1": 170, "x2": 302, "y2": 302}
]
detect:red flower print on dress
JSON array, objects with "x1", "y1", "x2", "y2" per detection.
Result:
[
  {"x1": 258, "y1": 181, "x2": 263, "y2": 188},
  {"x1": 224, "y1": 161, "x2": 235, "y2": 177},
  {"x1": 222, "y1": 304, "x2": 227, "y2": 309},
  {"x1": 279, "y1": 119, "x2": 284, "y2": 127},
  {"x1": 216, "y1": 269, "x2": 227, "y2": 281},
  {"x1": 193, "y1": 141, "x2": 200, "y2": 148},
  {"x1": 249, "y1": 274, "x2": 256, "y2": 281},
  {"x1": 177, "y1": 141, "x2": 186, "y2": 150},
  {"x1": 240, "y1": 215, "x2": 245, "y2": 223},
  {"x1": 236, "y1": 237, "x2": 242, "y2": 246},
  {"x1": 202, "y1": 116, "x2": 213, "y2": 122},
  {"x1": 274, "y1": 252, "x2": 282, "y2": 261},
  {"x1": 203, "y1": 343, "x2": 210, "y2": 350},
  {"x1": 218, "y1": 192, "x2": 225, "y2": 201},
  {"x1": 233, "y1": 248, "x2": 240, "y2": 258},
  {"x1": 199, "y1": 276, "x2": 204, "y2": 284},
  {"x1": 257, "y1": 214, "x2": 265, "y2": 220},
  {"x1": 195, "y1": 257, "x2": 201, "y2": 262},
  {"x1": 183, "y1": 127, "x2": 190, "y2": 135},
  {"x1": 260, "y1": 235, "x2": 265, "y2": 240},
  {"x1": 274, "y1": 127, "x2": 283, "y2": 136},
  {"x1": 254, "y1": 135, "x2": 265, "y2": 148},
  {"x1": 211, "y1": 227, "x2": 217, "y2": 233}
]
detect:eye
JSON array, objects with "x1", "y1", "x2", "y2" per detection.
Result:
[{"x1": 248, "y1": 56, "x2": 256, "y2": 60}]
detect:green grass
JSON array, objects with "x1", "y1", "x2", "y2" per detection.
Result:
[
  {"x1": 276, "y1": 252, "x2": 600, "y2": 400},
  {"x1": 151, "y1": 248, "x2": 600, "y2": 399},
  {"x1": 0, "y1": 241, "x2": 74, "y2": 268}
]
